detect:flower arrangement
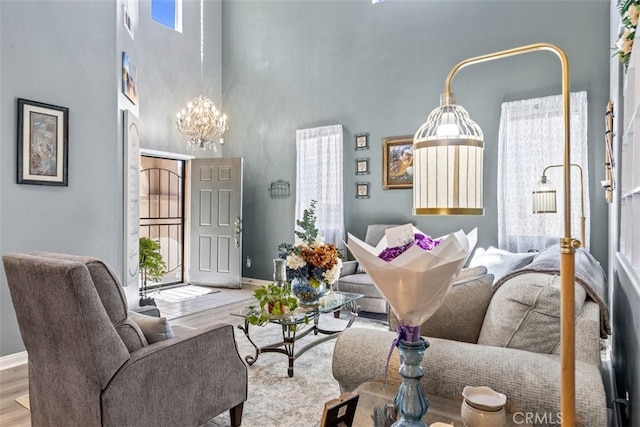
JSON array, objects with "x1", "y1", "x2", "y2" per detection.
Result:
[
  {"x1": 278, "y1": 201, "x2": 343, "y2": 300},
  {"x1": 615, "y1": 0, "x2": 640, "y2": 65},
  {"x1": 347, "y1": 225, "x2": 476, "y2": 342},
  {"x1": 378, "y1": 233, "x2": 442, "y2": 262}
]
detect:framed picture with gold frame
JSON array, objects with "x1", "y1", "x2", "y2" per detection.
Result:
[{"x1": 382, "y1": 135, "x2": 413, "y2": 189}]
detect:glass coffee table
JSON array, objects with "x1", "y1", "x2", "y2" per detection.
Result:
[{"x1": 232, "y1": 291, "x2": 363, "y2": 377}]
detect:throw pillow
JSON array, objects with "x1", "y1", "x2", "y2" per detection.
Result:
[
  {"x1": 340, "y1": 260, "x2": 358, "y2": 276},
  {"x1": 388, "y1": 273, "x2": 494, "y2": 344},
  {"x1": 468, "y1": 246, "x2": 537, "y2": 283},
  {"x1": 128, "y1": 311, "x2": 175, "y2": 344},
  {"x1": 477, "y1": 272, "x2": 587, "y2": 354},
  {"x1": 455, "y1": 265, "x2": 487, "y2": 282}
]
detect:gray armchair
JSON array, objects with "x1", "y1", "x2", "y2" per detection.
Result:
[{"x1": 3, "y1": 252, "x2": 247, "y2": 427}]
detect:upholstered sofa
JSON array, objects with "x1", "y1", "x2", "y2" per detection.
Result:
[
  {"x1": 336, "y1": 224, "x2": 399, "y2": 314},
  {"x1": 332, "y1": 245, "x2": 609, "y2": 426}
]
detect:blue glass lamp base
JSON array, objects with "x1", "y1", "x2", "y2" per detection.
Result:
[{"x1": 392, "y1": 338, "x2": 430, "y2": 427}]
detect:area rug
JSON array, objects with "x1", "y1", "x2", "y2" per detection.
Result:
[
  {"x1": 152, "y1": 285, "x2": 219, "y2": 303},
  {"x1": 207, "y1": 313, "x2": 388, "y2": 427}
]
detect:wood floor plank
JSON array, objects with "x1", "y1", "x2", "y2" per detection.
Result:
[{"x1": 0, "y1": 364, "x2": 30, "y2": 427}]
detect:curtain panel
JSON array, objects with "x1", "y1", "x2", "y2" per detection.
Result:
[
  {"x1": 497, "y1": 91, "x2": 589, "y2": 252},
  {"x1": 295, "y1": 125, "x2": 345, "y2": 252}
]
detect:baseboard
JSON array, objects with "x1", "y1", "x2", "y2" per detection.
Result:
[
  {"x1": 0, "y1": 351, "x2": 27, "y2": 370},
  {"x1": 242, "y1": 277, "x2": 271, "y2": 290}
]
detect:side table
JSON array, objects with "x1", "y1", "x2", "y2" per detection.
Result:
[{"x1": 352, "y1": 382, "x2": 518, "y2": 426}]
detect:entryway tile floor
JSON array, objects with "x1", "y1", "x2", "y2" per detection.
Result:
[{"x1": 152, "y1": 286, "x2": 255, "y2": 320}]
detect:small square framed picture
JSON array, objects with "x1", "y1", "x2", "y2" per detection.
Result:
[
  {"x1": 355, "y1": 158, "x2": 369, "y2": 175},
  {"x1": 356, "y1": 182, "x2": 370, "y2": 199},
  {"x1": 355, "y1": 133, "x2": 369, "y2": 150}
]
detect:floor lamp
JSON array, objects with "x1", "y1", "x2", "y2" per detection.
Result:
[
  {"x1": 533, "y1": 163, "x2": 586, "y2": 247},
  {"x1": 412, "y1": 43, "x2": 580, "y2": 425}
]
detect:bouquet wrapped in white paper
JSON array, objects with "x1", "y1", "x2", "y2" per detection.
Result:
[{"x1": 347, "y1": 224, "x2": 477, "y2": 342}]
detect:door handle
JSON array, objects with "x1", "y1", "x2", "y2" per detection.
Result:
[{"x1": 233, "y1": 217, "x2": 242, "y2": 248}]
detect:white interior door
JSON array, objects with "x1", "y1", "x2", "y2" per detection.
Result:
[{"x1": 189, "y1": 158, "x2": 243, "y2": 288}]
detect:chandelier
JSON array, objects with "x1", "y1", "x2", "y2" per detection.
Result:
[{"x1": 176, "y1": 95, "x2": 228, "y2": 151}]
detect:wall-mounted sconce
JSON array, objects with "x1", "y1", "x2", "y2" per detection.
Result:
[{"x1": 269, "y1": 180, "x2": 290, "y2": 199}]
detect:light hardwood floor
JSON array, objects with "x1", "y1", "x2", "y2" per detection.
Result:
[{"x1": 0, "y1": 291, "x2": 256, "y2": 427}]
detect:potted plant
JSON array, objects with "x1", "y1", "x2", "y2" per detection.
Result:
[
  {"x1": 246, "y1": 283, "x2": 299, "y2": 326},
  {"x1": 139, "y1": 236, "x2": 167, "y2": 306}
]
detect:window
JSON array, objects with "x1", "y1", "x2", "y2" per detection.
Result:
[
  {"x1": 295, "y1": 125, "x2": 345, "y2": 252},
  {"x1": 497, "y1": 91, "x2": 589, "y2": 252},
  {"x1": 151, "y1": 0, "x2": 182, "y2": 32}
]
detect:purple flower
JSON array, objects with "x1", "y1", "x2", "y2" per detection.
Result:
[{"x1": 378, "y1": 233, "x2": 441, "y2": 262}]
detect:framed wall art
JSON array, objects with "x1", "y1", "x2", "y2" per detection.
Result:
[
  {"x1": 355, "y1": 158, "x2": 369, "y2": 175},
  {"x1": 382, "y1": 135, "x2": 413, "y2": 189},
  {"x1": 355, "y1": 133, "x2": 369, "y2": 150},
  {"x1": 17, "y1": 98, "x2": 69, "y2": 186},
  {"x1": 122, "y1": 52, "x2": 138, "y2": 104},
  {"x1": 356, "y1": 182, "x2": 370, "y2": 199}
]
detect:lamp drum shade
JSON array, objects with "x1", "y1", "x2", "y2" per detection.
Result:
[{"x1": 413, "y1": 141, "x2": 484, "y2": 215}]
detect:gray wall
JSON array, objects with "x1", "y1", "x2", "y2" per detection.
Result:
[
  {"x1": 0, "y1": 0, "x2": 118, "y2": 357},
  {"x1": 0, "y1": 0, "x2": 220, "y2": 357},
  {"x1": 221, "y1": 0, "x2": 610, "y2": 280},
  {"x1": 117, "y1": 0, "x2": 223, "y2": 305}
]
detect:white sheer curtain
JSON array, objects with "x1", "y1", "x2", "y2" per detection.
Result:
[
  {"x1": 295, "y1": 125, "x2": 345, "y2": 252},
  {"x1": 497, "y1": 91, "x2": 589, "y2": 252}
]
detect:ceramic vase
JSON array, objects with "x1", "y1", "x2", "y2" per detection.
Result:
[{"x1": 392, "y1": 338, "x2": 429, "y2": 427}]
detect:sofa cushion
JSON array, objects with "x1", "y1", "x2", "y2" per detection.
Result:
[
  {"x1": 340, "y1": 260, "x2": 358, "y2": 276},
  {"x1": 455, "y1": 265, "x2": 487, "y2": 282},
  {"x1": 468, "y1": 247, "x2": 537, "y2": 283},
  {"x1": 336, "y1": 273, "x2": 384, "y2": 299},
  {"x1": 389, "y1": 273, "x2": 494, "y2": 343},
  {"x1": 128, "y1": 311, "x2": 175, "y2": 344},
  {"x1": 478, "y1": 272, "x2": 587, "y2": 354}
]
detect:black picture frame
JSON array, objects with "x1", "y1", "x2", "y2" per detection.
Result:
[
  {"x1": 17, "y1": 98, "x2": 69, "y2": 186},
  {"x1": 355, "y1": 133, "x2": 369, "y2": 150},
  {"x1": 355, "y1": 158, "x2": 370, "y2": 175},
  {"x1": 356, "y1": 182, "x2": 370, "y2": 199}
]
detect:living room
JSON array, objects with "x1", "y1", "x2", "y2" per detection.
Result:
[{"x1": 0, "y1": 0, "x2": 635, "y2": 426}]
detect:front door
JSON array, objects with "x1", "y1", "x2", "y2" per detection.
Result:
[{"x1": 189, "y1": 158, "x2": 243, "y2": 288}]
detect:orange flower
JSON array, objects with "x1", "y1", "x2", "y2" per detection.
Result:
[{"x1": 303, "y1": 244, "x2": 339, "y2": 270}]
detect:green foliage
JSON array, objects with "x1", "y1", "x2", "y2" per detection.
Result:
[
  {"x1": 295, "y1": 199, "x2": 318, "y2": 244},
  {"x1": 246, "y1": 283, "x2": 299, "y2": 326},
  {"x1": 139, "y1": 237, "x2": 166, "y2": 286}
]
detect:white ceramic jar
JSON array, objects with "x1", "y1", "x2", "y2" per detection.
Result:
[{"x1": 460, "y1": 386, "x2": 507, "y2": 427}]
